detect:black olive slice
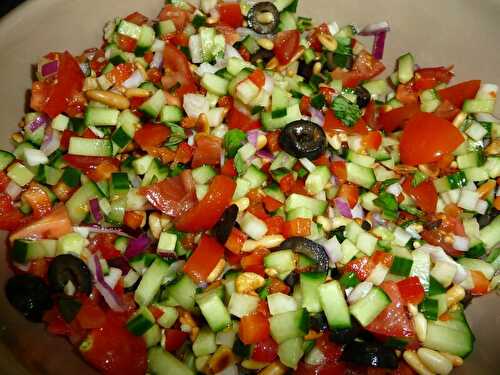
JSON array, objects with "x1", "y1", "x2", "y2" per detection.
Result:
[
  {"x1": 298, "y1": 59, "x2": 315, "y2": 81},
  {"x1": 341, "y1": 342, "x2": 398, "y2": 369},
  {"x1": 247, "y1": 2, "x2": 279, "y2": 34},
  {"x1": 6, "y1": 274, "x2": 53, "y2": 322},
  {"x1": 354, "y1": 85, "x2": 371, "y2": 108},
  {"x1": 310, "y1": 312, "x2": 329, "y2": 332},
  {"x1": 48, "y1": 254, "x2": 92, "y2": 295},
  {"x1": 279, "y1": 120, "x2": 327, "y2": 160},
  {"x1": 278, "y1": 236, "x2": 329, "y2": 272},
  {"x1": 284, "y1": 270, "x2": 299, "y2": 288},
  {"x1": 330, "y1": 319, "x2": 363, "y2": 344},
  {"x1": 250, "y1": 48, "x2": 275, "y2": 66},
  {"x1": 477, "y1": 207, "x2": 498, "y2": 228},
  {"x1": 213, "y1": 204, "x2": 239, "y2": 244}
]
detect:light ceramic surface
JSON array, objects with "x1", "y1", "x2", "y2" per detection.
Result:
[{"x1": 0, "y1": 1, "x2": 498, "y2": 374}]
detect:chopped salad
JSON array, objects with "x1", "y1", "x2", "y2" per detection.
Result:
[{"x1": 3, "y1": 0, "x2": 500, "y2": 374}]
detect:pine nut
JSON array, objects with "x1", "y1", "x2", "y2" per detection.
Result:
[
  {"x1": 256, "y1": 134, "x2": 268, "y2": 150},
  {"x1": 446, "y1": 285, "x2": 465, "y2": 307},
  {"x1": 318, "y1": 33, "x2": 338, "y2": 52},
  {"x1": 236, "y1": 272, "x2": 265, "y2": 294},
  {"x1": 242, "y1": 239, "x2": 260, "y2": 252},
  {"x1": 242, "y1": 235, "x2": 285, "y2": 252},
  {"x1": 86, "y1": 90, "x2": 130, "y2": 109},
  {"x1": 233, "y1": 197, "x2": 250, "y2": 212},
  {"x1": 313, "y1": 62, "x2": 323, "y2": 75},
  {"x1": 403, "y1": 350, "x2": 435, "y2": 375},
  {"x1": 439, "y1": 352, "x2": 463, "y2": 367},
  {"x1": 208, "y1": 345, "x2": 235, "y2": 373},
  {"x1": 206, "y1": 259, "x2": 226, "y2": 283},
  {"x1": 265, "y1": 268, "x2": 278, "y2": 277},
  {"x1": 452, "y1": 111, "x2": 467, "y2": 127},
  {"x1": 414, "y1": 313, "x2": 427, "y2": 342},
  {"x1": 11, "y1": 132, "x2": 24, "y2": 143},
  {"x1": 206, "y1": 16, "x2": 220, "y2": 25},
  {"x1": 266, "y1": 57, "x2": 279, "y2": 70},
  {"x1": 125, "y1": 88, "x2": 151, "y2": 98},
  {"x1": 485, "y1": 138, "x2": 500, "y2": 155},
  {"x1": 258, "y1": 361, "x2": 288, "y2": 375},
  {"x1": 417, "y1": 348, "x2": 453, "y2": 375},
  {"x1": 257, "y1": 38, "x2": 274, "y2": 51},
  {"x1": 256, "y1": 11, "x2": 275, "y2": 24},
  {"x1": 277, "y1": 47, "x2": 305, "y2": 70}
]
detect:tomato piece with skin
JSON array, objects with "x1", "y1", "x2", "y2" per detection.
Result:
[
  {"x1": 124, "y1": 11, "x2": 148, "y2": 25},
  {"x1": 0, "y1": 193, "x2": 29, "y2": 232},
  {"x1": 107, "y1": 63, "x2": 135, "y2": 85},
  {"x1": 76, "y1": 297, "x2": 107, "y2": 329},
  {"x1": 415, "y1": 66, "x2": 454, "y2": 84},
  {"x1": 247, "y1": 69, "x2": 266, "y2": 89},
  {"x1": 221, "y1": 158, "x2": 237, "y2": 177},
  {"x1": 283, "y1": 218, "x2": 311, "y2": 238},
  {"x1": 251, "y1": 337, "x2": 279, "y2": 363},
  {"x1": 0, "y1": 172, "x2": 10, "y2": 192},
  {"x1": 402, "y1": 177, "x2": 438, "y2": 213},
  {"x1": 470, "y1": 270, "x2": 489, "y2": 296},
  {"x1": 376, "y1": 102, "x2": 421, "y2": 133},
  {"x1": 239, "y1": 312, "x2": 270, "y2": 345},
  {"x1": 217, "y1": 3, "x2": 243, "y2": 28},
  {"x1": 362, "y1": 130, "x2": 383, "y2": 151},
  {"x1": 80, "y1": 312, "x2": 147, "y2": 375},
  {"x1": 158, "y1": 4, "x2": 191, "y2": 31},
  {"x1": 323, "y1": 109, "x2": 368, "y2": 135},
  {"x1": 10, "y1": 205, "x2": 72, "y2": 242},
  {"x1": 332, "y1": 51, "x2": 385, "y2": 88},
  {"x1": 133, "y1": 123, "x2": 170, "y2": 149},
  {"x1": 400, "y1": 113, "x2": 464, "y2": 166},
  {"x1": 164, "y1": 329, "x2": 189, "y2": 352},
  {"x1": 274, "y1": 30, "x2": 300, "y2": 65},
  {"x1": 175, "y1": 175, "x2": 236, "y2": 232},
  {"x1": 183, "y1": 235, "x2": 224, "y2": 284},
  {"x1": 116, "y1": 34, "x2": 137, "y2": 53},
  {"x1": 224, "y1": 227, "x2": 247, "y2": 254},
  {"x1": 296, "y1": 335, "x2": 346, "y2": 375},
  {"x1": 396, "y1": 83, "x2": 419, "y2": 104},
  {"x1": 366, "y1": 281, "x2": 416, "y2": 339},
  {"x1": 227, "y1": 106, "x2": 261, "y2": 131},
  {"x1": 263, "y1": 195, "x2": 283, "y2": 212},
  {"x1": 162, "y1": 42, "x2": 197, "y2": 96},
  {"x1": 330, "y1": 161, "x2": 347, "y2": 184},
  {"x1": 397, "y1": 276, "x2": 425, "y2": 305},
  {"x1": 140, "y1": 171, "x2": 196, "y2": 218},
  {"x1": 88, "y1": 233, "x2": 121, "y2": 260},
  {"x1": 21, "y1": 182, "x2": 52, "y2": 219},
  {"x1": 337, "y1": 183, "x2": 359, "y2": 208},
  {"x1": 309, "y1": 24, "x2": 331, "y2": 52},
  {"x1": 192, "y1": 134, "x2": 222, "y2": 168},
  {"x1": 215, "y1": 24, "x2": 241, "y2": 46},
  {"x1": 63, "y1": 155, "x2": 120, "y2": 182},
  {"x1": 437, "y1": 80, "x2": 481, "y2": 108}
]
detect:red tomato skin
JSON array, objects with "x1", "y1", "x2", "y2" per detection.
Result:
[
  {"x1": 158, "y1": 4, "x2": 191, "y2": 31},
  {"x1": 217, "y1": 3, "x2": 244, "y2": 28},
  {"x1": 402, "y1": 177, "x2": 438, "y2": 213},
  {"x1": 438, "y1": 80, "x2": 481, "y2": 108},
  {"x1": 191, "y1": 134, "x2": 222, "y2": 168},
  {"x1": 175, "y1": 175, "x2": 236, "y2": 232},
  {"x1": 227, "y1": 107, "x2": 261, "y2": 131},
  {"x1": 397, "y1": 276, "x2": 425, "y2": 305},
  {"x1": 164, "y1": 329, "x2": 189, "y2": 352},
  {"x1": 239, "y1": 312, "x2": 270, "y2": 345},
  {"x1": 400, "y1": 113, "x2": 464, "y2": 165},
  {"x1": 184, "y1": 235, "x2": 224, "y2": 284},
  {"x1": 88, "y1": 233, "x2": 121, "y2": 260},
  {"x1": 274, "y1": 30, "x2": 300, "y2": 65},
  {"x1": 133, "y1": 123, "x2": 170, "y2": 149},
  {"x1": 251, "y1": 337, "x2": 279, "y2": 362},
  {"x1": 376, "y1": 102, "x2": 421, "y2": 133},
  {"x1": 162, "y1": 42, "x2": 197, "y2": 96},
  {"x1": 76, "y1": 298, "x2": 107, "y2": 329},
  {"x1": 470, "y1": 270, "x2": 489, "y2": 295}
]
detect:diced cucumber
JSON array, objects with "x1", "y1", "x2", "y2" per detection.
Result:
[
  {"x1": 148, "y1": 347, "x2": 194, "y2": 375},
  {"x1": 201, "y1": 73, "x2": 229, "y2": 96},
  {"x1": 270, "y1": 151, "x2": 297, "y2": 171},
  {"x1": 300, "y1": 272, "x2": 326, "y2": 313},
  {"x1": 267, "y1": 292, "x2": 298, "y2": 316},
  {"x1": 261, "y1": 104, "x2": 302, "y2": 131},
  {"x1": 11, "y1": 239, "x2": 56, "y2": 263},
  {"x1": 340, "y1": 239, "x2": 359, "y2": 264},
  {"x1": 139, "y1": 90, "x2": 166, "y2": 118},
  {"x1": 272, "y1": 86, "x2": 289, "y2": 111},
  {"x1": 84, "y1": 107, "x2": 119, "y2": 126},
  {"x1": 305, "y1": 166, "x2": 331, "y2": 195},
  {"x1": 463, "y1": 99, "x2": 495, "y2": 114},
  {"x1": 167, "y1": 274, "x2": 197, "y2": 311},
  {"x1": 264, "y1": 250, "x2": 296, "y2": 275},
  {"x1": 68, "y1": 137, "x2": 112, "y2": 157},
  {"x1": 196, "y1": 292, "x2": 231, "y2": 332},
  {"x1": 226, "y1": 57, "x2": 253, "y2": 76},
  {"x1": 127, "y1": 306, "x2": 155, "y2": 336},
  {"x1": 318, "y1": 280, "x2": 351, "y2": 329},
  {"x1": 7, "y1": 162, "x2": 34, "y2": 186},
  {"x1": 346, "y1": 162, "x2": 376, "y2": 189},
  {"x1": 285, "y1": 193, "x2": 327, "y2": 216},
  {"x1": 346, "y1": 150, "x2": 375, "y2": 168},
  {"x1": 160, "y1": 105, "x2": 183, "y2": 123},
  {"x1": 356, "y1": 231, "x2": 378, "y2": 256},
  {"x1": 135, "y1": 257, "x2": 171, "y2": 306},
  {"x1": 278, "y1": 337, "x2": 304, "y2": 369},
  {"x1": 397, "y1": 53, "x2": 414, "y2": 84},
  {"x1": 135, "y1": 25, "x2": 155, "y2": 56},
  {"x1": 193, "y1": 327, "x2": 217, "y2": 357},
  {"x1": 65, "y1": 181, "x2": 104, "y2": 224},
  {"x1": 117, "y1": 19, "x2": 142, "y2": 39},
  {"x1": 0, "y1": 150, "x2": 15, "y2": 171},
  {"x1": 228, "y1": 293, "x2": 260, "y2": 318},
  {"x1": 269, "y1": 308, "x2": 309, "y2": 344},
  {"x1": 349, "y1": 287, "x2": 391, "y2": 327},
  {"x1": 479, "y1": 215, "x2": 500, "y2": 250},
  {"x1": 242, "y1": 165, "x2": 267, "y2": 189}
]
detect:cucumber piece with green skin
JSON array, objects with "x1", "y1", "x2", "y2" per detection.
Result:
[
  {"x1": 129, "y1": 253, "x2": 157, "y2": 274},
  {"x1": 11, "y1": 239, "x2": 56, "y2": 263},
  {"x1": 285, "y1": 193, "x2": 328, "y2": 216},
  {"x1": 479, "y1": 215, "x2": 500, "y2": 251},
  {"x1": 160, "y1": 105, "x2": 183, "y2": 124},
  {"x1": 155, "y1": 19, "x2": 176, "y2": 37},
  {"x1": 242, "y1": 165, "x2": 267, "y2": 189},
  {"x1": 349, "y1": 287, "x2": 391, "y2": 327},
  {"x1": 264, "y1": 250, "x2": 295, "y2": 275},
  {"x1": 269, "y1": 308, "x2": 310, "y2": 343},
  {"x1": 196, "y1": 292, "x2": 231, "y2": 332},
  {"x1": 167, "y1": 274, "x2": 197, "y2": 311},
  {"x1": 397, "y1": 53, "x2": 414, "y2": 84},
  {"x1": 13, "y1": 142, "x2": 35, "y2": 162},
  {"x1": 319, "y1": 280, "x2": 351, "y2": 329},
  {"x1": 263, "y1": 184, "x2": 286, "y2": 203},
  {"x1": 139, "y1": 89, "x2": 166, "y2": 118},
  {"x1": 300, "y1": 272, "x2": 327, "y2": 313},
  {"x1": 193, "y1": 327, "x2": 217, "y2": 357},
  {"x1": 143, "y1": 324, "x2": 161, "y2": 348},
  {"x1": 278, "y1": 337, "x2": 304, "y2": 369},
  {"x1": 346, "y1": 151, "x2": 375, "y2": 168},
  {"x1": 84, "y1": 107, "x2": 120, "y2": 126},
  {"x1": 116, "y1": 19, "x2": 142, "y2": 39},
  {"x1": 135, "y1": 25, "x2": 155, "y2": 56},
  {"x1": 192, "y1": 165, "x2": 216, "y2": 185},
  {"x1": 126, "y1": 306, "x2": 155, "y2": 336},
  {"x1": 305, "y1": 166, "x2": 331, "y2": 195},
  {"x1": 201, "y1": 73, "x2": 229, "y2": 96},
  {"x1": 261, "y1": 104, "x2": 302, "y2": 130},
  {"x1": 7, "y1": 162, "x2": 34, "y2": 186},
  {"x1": 346, "y1": 162, "x2": 376, "y2": 189},
  {"x1": 68, "y1": 137, "x2": 112, "y2": 157},
  {"x1": 287, "y1": 207, "x2": 313, "y2": 221},
  {"x1": 148, "y1": 346, "x2": 195, "y2": 375},
  {"x1": 270, "y1": 151, "x2": 297, "y2": 171},
  {"x1": 272, "y1": 86, "x2": 289, "y2": 111},
  {"x1": 65, "y1": 181, "x2": 104, "y2": 224},
  {"x1": 134, "y1": 257, "x2": 171, "y2": 306},
  {"x1": 226, "y1": 57, "x2": 252, "y2": 76}
]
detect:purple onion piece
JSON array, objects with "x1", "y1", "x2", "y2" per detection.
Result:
[
  {"x1": 28, "y1": 115, "x2": 48, "y2": 132},
  {"x1": 88, "y1": 254, "x2": 125, "y2": 312},
  {"x1": 256, "y1": 149, "x2": 275, "y2": 161},
  {"x1": 334, "y1": 197, "x2": 353, "y2": 218},
  {"x1": 246, "y1": 129, "x2": 264, "y2": 147},
  {"x1": 41, "y1": 60, "x2": 59, "y2": 77},
  {"x1": 89, "y1": 198, "x2": 102, "y2": 222},
  {"x1": 372, "y1": 31, "x2": 387, "y2": 60},
  {"x1": 358, "y1": 21, "x2": 390, "y2": 36},
  {"x1": 124, "y1": 233, "x2": 151, "y2": 259}
]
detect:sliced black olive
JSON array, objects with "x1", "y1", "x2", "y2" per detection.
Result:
[
  {"x1": 324, "y1": 51, "x2": 354, "y2": 71},
  {"x1": 250, "y1": 48, "x2": 274, "y2": 66},
  {"x1": 354, "y1": 86, "x2": 371, "y2": 108},
  {"x1": 330, "y1": 319, "x2": 362, "y2": 344},
  {"x1": 298, "y1": 59, "x2": 315, "y2": 81},
  {"x1": 310, "y1": 313, "x2": 329, "y2": 332},
  {"x1": 284, "y1": 270, "x2": 299, "y2": 288},
  {"x1": 330, "y1": 225, "x2": 346, "y2": 243},
  {"x1": 477, "y1": 208, "x2": 499, "y2": 228},
  {"x1": 341, "y1": 342, "x2": 398, "y2": 369},
  {"x1": 247, "y1": 2, "x2": 279, "y2": 34},
  {"x1": 58, "y1": 297, "x2": 82, "y2": 323},
  {"x1": 213, "y1": 204, "x2": 239, "y2": 244},
  {"x1": 48, "y1": 254, "x2": 92, "y2": 295},
  {"x1": 279, "y1": 120, "x2": 327, "y2": 160},
  {"x1": 278, "y1": 236, "x2": 329, "y2": 272},
  {"x1": 5, "y1": 274, "x2": 53, "y2": 322},
  {"x1": 361, "y1": 220, "x2": 372, "y2": 231}
]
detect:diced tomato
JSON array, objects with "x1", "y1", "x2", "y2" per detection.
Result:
[
  {"x1": 470, "y1": 270, "x2": 489, "y2": 296},
  {"x1": 266, "y1": 131, "x2": 281, "y2": 153},
  {"x1": 241, "y1": 248, "x2": 269, "y2": 276},
  {"x1": 399, "y1": 113, "x2": 464, "y2": 166},
  {"x1": 221, "y1": 158, "x2": 237, "y2": 177},
  {"x1": 108, "y1": 62, "x2": 135, "y2": 85},
  {"x1": 296, "y1": 335, "x2": 346, "y2": 375},
  {"x1": 248, "y1": 203, "x2": 269, "y2": 221},
  {"x1": 239, "y1": 312, "x2": 270, "y2": 345},
  {"x1": 401, "y1": 177, "x2": 438, "y2": 213},
  {"x1": 415, "y1": 66, "x2": 454, "y2": 84},
  {"x1": 300, "y1": 95, "x2": 311, "y2": 115},
  {"x1": 337, "y1": 183, "x2": 359, "y2": 209},
  {"x1": 158, "y1": 4, "x2": 191, "y2": 31},
  {"x1": 366, "y1": 281, "x2": 416, "y2": 339},
  {"x1": 164, "y1": 329, "x2": 189, "y2": 352},
  {"x1": 124, "y1": 11, "x2": 148, "y2": 26},
  {"x1": 396, "y1": 83, "x2": 419, "y2": 105},
  {"x1": 319, "y1": 87, "x2": 336, "y2": 105},
  {"x1": 76, "y1": 298, "x2": 107, "y2": 329},
  {"x1": 217, "y1": 3, "x2": 243, "y2": 28},
  {"x1": 116, "y1": 34, "x2": 137, "y2": 53},
  {"x1": 369, "y1": 251, "x2": 394, "y2": 272},
  {"x1": 183, "y1": 235, "x2": 224, "y2": 284},
  {"x1": 376, "y1": 102, "x2": 421, "y2": 133},
  {"x1": 247, "y1": 69, "x2": 266, "y2": 89},
  {"x1": 225, "y1": 227, "x2": 247, "y2": 254},
  {"x1": 88, "y1": 233, "x2": 120, "y2": 260},
  {"x1": 397, "y1": 276, "x2": 425, "y2": 305},
  {"x1": 140, "y1": 171, "x2": 196, "y2": 218},
  {"x1": 21, "y1": 182, "x2": 52, "y2": 219},
  {"x1": 30, "y1": 81, "x2": 51, "y2": 113},
  {"x1": 226, "y1": 250, "x2": 243, "y2": 266},
  {"x1": 162, "y1": 42, "x2": 197, "y2": 96},
  {"x1": 251, "y1": 337, "x2": 279, "y2": 363},
  {"x1": 89, "y1": 49, "x2": 107, "y2": 76},
  {"x1": 9, "y1": 205, "x2": 72, "y2": 242},
  {"x1": 134, "y1": 123, "x2": 170, "y2": 149},
  {"x1": 330, "y1": 161, "x2": 347, "y2": 184},
  {"x1": 283, "y1": 218, "x2": 311, "y2": 238},
  {"x1": 238, "y1": 45, "x2": 251, "y2": 61},
  {"x1": 217, "y1": 95, "x2": 233, "y2": 110},
  {"x1": 264, "y1": 216, "x2": 284, "y2": 236},
  {"x1": 123, "y1": 211, "x2": 145, "y2": 230},
  {"x1": 274, "y1": 30, "x2": 300, "y2": 65},
  {"x1": 63, "y1": 155, "x2": 120, "y2": 182},
  {"x1": 175, "y1": 175, "x2": 236, "y2": 232},
  {"x1": 215, "y1": 24, "x2": 241, "y2": 46},
  {"x1": 437, "y1": 80, "x2": 481, "y2": 108},
  {"x1": 192, "y1": 134, "x2": 222, "y2": 168},
  {"x1": 80, "y1": 312, "x2": 147, "y2": 375},
  {"x1": 146, "y1": 67, "x2": 162, "y2": 84},
  {"x1": 0, "y1": 171, "x2": 10, "y2": 193},
  {"x1": 433, "y1": 99, "x2": 460, "y2": 121},
  {"x1": 309, "y1": 24, "x2": 331, "y2": 52},
  {"x1": 173, "y1": 142, "x2": 193, "y2": 165},
  {"x1": 267, "y1": 277, "x2": 290, "y2": 295},
  {"x1": 263, "y1": 196, "x2": 283, "y2": 212},
  {"x1": 323, "y1": 109, "x2": 368, "y2": 135},
  {"x1": 227, "y1": 107, "x2": 261, "y2": 131},
  {"x1": 44, "y1": 305, "x2": 86, "y2": 343},
  {"x1": 29, "y1": 258, "x2": 49, "y2": 279},
  {"x1": 362, "y1": 131, "x2": 383, "y2": 151},
  {"x1": 331, "y1": 51, "x2": 385, "y2": 88},
  {"x1": 60, "y1": 129, "x2": 74, "y2": 150}
]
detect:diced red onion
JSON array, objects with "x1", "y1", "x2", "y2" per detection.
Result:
[
  {"x1": 104, "y1": 267, "x2": 123, "y2": 289},
  {"x1": 79, "y1": 224, "x2": 134, "y2": 238},
  {"x1": 247, "y1": 129, "x2": 264, "y2": 147},
  {"x1": 88, "y1": 254, "x2": 125, "y2": 312},
  {"x1": 40, "y1": 60, "x2": 59, "y2": 78},
  {"x1": 334, "y1": 197, "x2": 352, "y2": 218},
  {"x1": 358, "y1": 21, "x2": 390, "y2": 36},
  {"x1": 122, "y1": 70, "x2": 145, "y2": 89},
  {"x1": 418, "y1": 244, "x2": 469, "y2": 284},
  {"x1": 372, "y1": 31, "x2": 387, "y2": 60},
  {"x1": 5, "y1": 181, "x2": 22, "y2": 200},
  {"x1": 322, "y1": 236, "x2": 343, "y2": 264},
  {"x1": 309, "y1": 106, "x2": 325, "y2": 126},
  {"x1": 89, "y1": 198, "x2": 102, "y2": 222},
  {"x1": 124, "y1": 233, "x2": 151, "y2": 259},
  {"x1": 371, "y1": 212, "x2": 386, "y2": 227},
  {"x1": 452, "y1": 235, "x2": 469, "y2": 252},
  {"x1": 107, "y1": 256, "x2": 131, "y2": 274},
  {"x1": 40, "y1": 128, "x2": 61, "y2": 156},
  {"x1": 350, "y1": 203, "x2": 365, "y2": 219},
  {"x1": 150, "y1": 51, "x2": 164, "y2": 69},
  {"x1": 28, "y1": 115, "x2": 48, "y2": 132},
  {"x1": 256, "y1": 149, "x2": 275, "y2": 161}
]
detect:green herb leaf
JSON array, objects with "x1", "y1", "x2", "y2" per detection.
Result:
[
  {"x1": 164, "y1": 123, "x2": 186, "y2": 147},
  {"x1": 224, "y1": 129, "x2": 247, "y2": 158},
  {"x1": 374, "y1": 192, "x2": 399, "y2": 220},
  {"x1": 332, "y1": 95, "x2": 361, "y2": 126}
]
